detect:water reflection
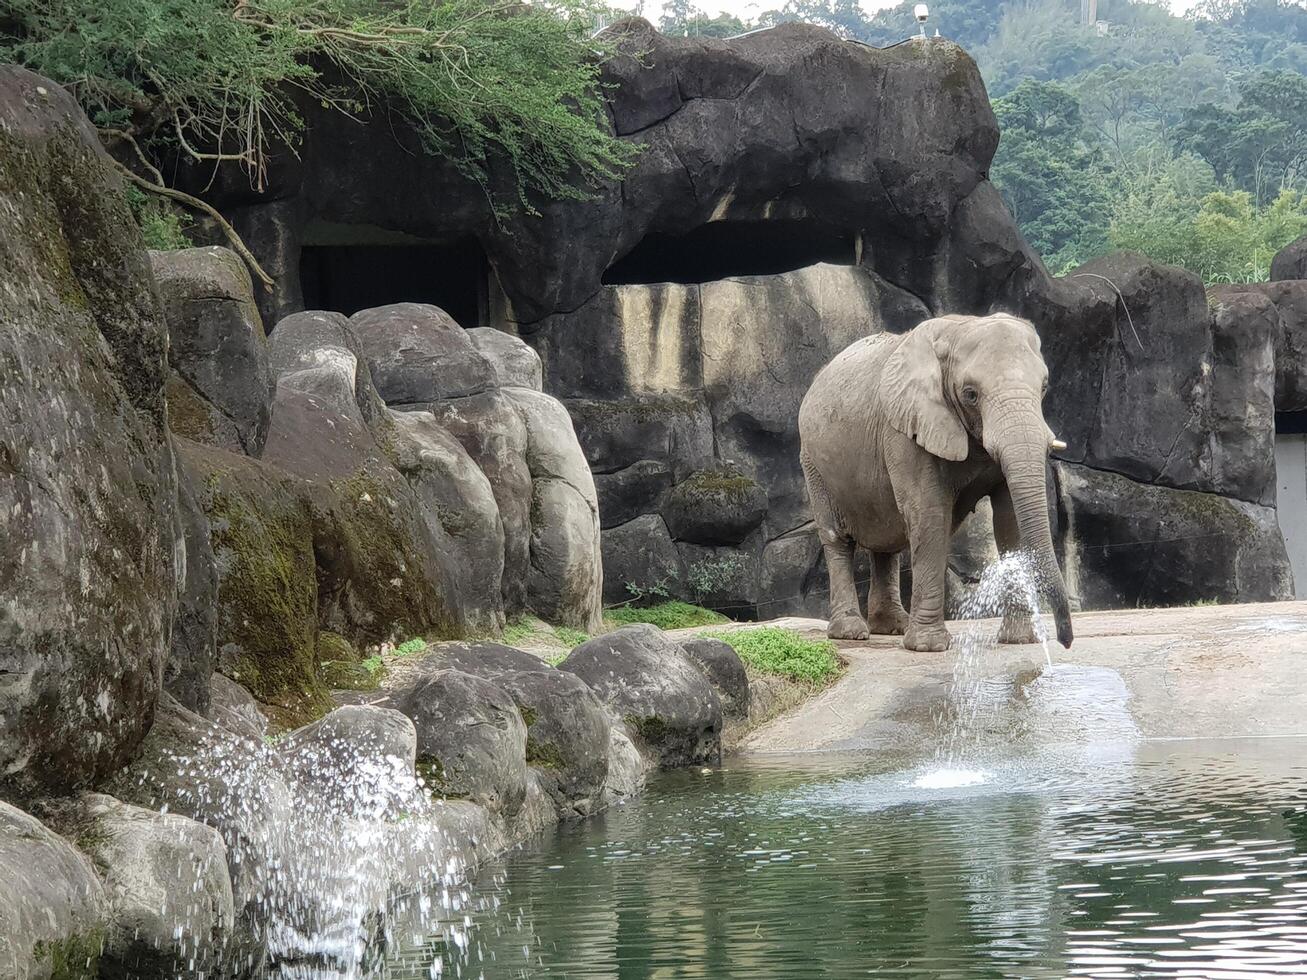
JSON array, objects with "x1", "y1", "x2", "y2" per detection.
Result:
[{"x1": 386, "y1": 740, "x2": 1307, "y2": 979}]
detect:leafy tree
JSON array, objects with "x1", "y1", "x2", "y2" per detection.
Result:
[
  {"x1": 1, "y1": 0, "x2": 638, "y2": 276},
  {"x1": 659, "y1": 2, "x2": 750, "y2": 37},
  {"x1": 991, "y1": 80, "x2": 1112, "y2": 270},
  {"x1": 1111, "y1": 187, "x2": 1307, "y2": 282},
  {"x1": 1175, "y1": 69, "x2": 1307, "y2": 205}
]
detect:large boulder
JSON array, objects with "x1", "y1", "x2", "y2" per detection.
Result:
[
  {"x1": 1217, "y1": 280, "x2": 1307, "y2": 414},
  {"x1": 1068, "y1": 253, "x2": 1275, "y2": 504},
  {"x1": 601, "y1": 514, "x2": 684, "y2": 606},
  {"x1": 396, "y1": 669, "x2": 529, "y2": 818},
  {"x1": 351, "y1": 303, "x2": 496, "y2": 403},
  {"x1": 205, "y1": 673, "x2": 268, "y2": 741},
  {"x1": 177, "y1": 439, "x2": 325, "y2": 715},
  {"x1": 0, "y1": 66, "x2": 177, "y2": 800},
  {"x1": 1271, "y1": 234, "x2": 1307, "y2": 282},
  {"x1": 661, "y1": 467, "x2": 769, "y2": 545},
  {"x1": 0, "y1": 801, "x2": 107, "y2": 980},
  {"x1": 679, "y1": 638, "x2": 750, "y2": 719},
  {"x1": 47, "y1": 794, "x2": 235, "y2": 980},
  {"x1": 388, "y1": 410, "x2": 507, "y2": 633},
  {"x1": 1055, "y1": 462, "x2": 1294, "y2": 608},
  {"x1": 267, "y1": 309, "x2": 388, "y2": 428},
  {"x1": 262, "y1": 382, "x2": 465, "y2": 646},
  {"x1": 414, "y1": 351, "x2": 603, "y2": 631},
  {"x1": 151, "y1": 246, "x2": 274, "y2": 455},
  {"x1": 105, "y1": 696, "x2": 293, "y2": 971},
  {"x1": 560, "y1": 625, "x2": 722, "y2": 768},
  {"x1": 418, "y1": 643, "x2": 612, "y2": 817}
]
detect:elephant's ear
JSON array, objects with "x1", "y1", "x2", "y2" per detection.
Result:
[{"x1": 880, "y1": 320, "x2": 970, "y2": 462}]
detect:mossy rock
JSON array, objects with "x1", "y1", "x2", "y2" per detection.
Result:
[
  {"x1": 178, "y1": 440, "x2": 329, "y2": 720},
  {"x1": 661, "y1": 466, "x2": 768, "y2": 546}
]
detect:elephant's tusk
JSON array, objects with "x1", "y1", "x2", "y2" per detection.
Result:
[{"x1": 1050, "y1": 438, "x2": 1068, "y2": 452}]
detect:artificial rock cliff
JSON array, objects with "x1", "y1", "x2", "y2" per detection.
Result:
[{"x1": 187, "y1": 19, "x2": 1306, "y2": 613}]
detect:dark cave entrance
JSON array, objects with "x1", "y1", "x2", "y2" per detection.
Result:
[
  {"x1": 300, "y1": 238, "x2": 490, "y2": 327},
  {"x1": 602, "y1": 220, "x2": 859, "y2": 286}
]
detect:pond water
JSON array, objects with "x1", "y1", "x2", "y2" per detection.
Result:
[{"x1": 385, "y1": 738, "x2": 1307, "y2": 979}]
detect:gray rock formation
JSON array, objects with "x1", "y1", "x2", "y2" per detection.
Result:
[
  {"x1": 417, "y1": 643, "x2": 612, "y2": 817},
  {"x1": 560, "y1": 625, "x2": 723, "y2": 768},
  {"x1": 0, "y1": 65, "x2": 177, "y2": 801},
  {"x1": 1271, "y1": 234, "x2": 1307, "y2": 282},
  {"x1": 151, "y1": 246, "x2": 275, "y2": 455},
  {"x1": 177, "y1": 439, "x2": 324, "y2": 714},
  {"x1": 349, "y1": 304, "x2": 603, "y2": 630},
  {"x1": 601, "y1": 514, "x2": 684, "y2": 606},
  {"x1": 206, "y1": 674, "x2": 268, "y2": 741},
  {"x1": 1056, "y1": 463, "x2": 1293, "y2": 608},
  {"x1": 388, "y1": 410, "x2": 507, "y2": 633},
  {"x1": 0, "y1": 801, "x2": 107, "y2": 980},
  {"x1": 679, "y1": 638, "x2": 750, "y2": 719},
  {"x1": 352, "y1": 302, "x2": 496, "y2": 402},
  {"x1": 397, "y1": 669, "x2": 529, "y2": 818},
  {"x1": 54, "y1": 793, "x2": 235, "y2": 979}
]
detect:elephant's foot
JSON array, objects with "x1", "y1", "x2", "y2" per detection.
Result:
[
  {"x1": 903, "y1": 621, "x2": 951, "y2": 652},
  {"x1": 828, "y1": 612, "x2": 870, "y2": 641},
  {"x1": 997, "y1": 613, "x2": 1038, "y2": 645},
  {"x1": 866, "y1": 606, "x2": 909, "y2": 636}
]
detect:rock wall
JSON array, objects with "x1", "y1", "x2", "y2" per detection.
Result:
[
  {"x1": 182, "y1": 22, "x2": 1305, "y2": 614},
  {"x1": 0, "y1": 66, "x2": 178, "y2": 801}
]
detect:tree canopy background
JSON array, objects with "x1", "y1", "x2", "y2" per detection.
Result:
[{"x1": 659, "y1": 0, "x2": 1307, "y2": 283}]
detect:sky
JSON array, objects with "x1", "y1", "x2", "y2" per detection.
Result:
[{"x1": 631, "y1": 0, "x2": 1203, "y2": 29}]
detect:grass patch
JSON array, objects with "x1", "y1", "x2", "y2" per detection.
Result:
[
  {"x1": 606, "y1": 601, "x2": 728, "y2": 631},
  {"x1": 702, "y1": 628, "x2": 840, "y2": 684},
  {"x1": 502, "y1": 616, "x2": 589, "y2": 650},
  {"x1": 543, "y1": 652, "x2": 568, "y2": 667},
  {"x1": 395, "y1": 638, "x2": 427, "y2": 656},
  {"x1": 552, "y1": 626, "x2": 589, "y2": 648}
]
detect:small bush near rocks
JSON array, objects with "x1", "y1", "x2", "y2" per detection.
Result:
[
  {"x1": 395, "y1": 638, "x2": 428, "y2": 656},
  {"x1": 502, "y1": 617, "x2": 588, "y2": 650},
  {"x1": 703, "y1": 628, "x2": 840, "y2": 685},
  {"x1": 606, "y1": 601, "x2": 728, "y2": 631}
]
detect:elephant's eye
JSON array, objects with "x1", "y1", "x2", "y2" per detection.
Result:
[{"x1": 961, "y1": 386, "x2": 979, "y2": 406}]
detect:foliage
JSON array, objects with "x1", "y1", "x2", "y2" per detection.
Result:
[
  {"x1": 1, "y1": 0, "x2": 638, "y2": 216},
  {"x1": 990, "y1": 80, "x2": 1112, "y2": 271},
  {"x1": 606, "y1": 601, "x2": 728, "y2": 630},
  {"x1": 702, "y1": 627, "x2": 840, "y2": 684},
  {"x1": 686, "y1": 554, "x2": 748, "y2": 604},
  {"x1": 125, "y1": 186, "x2": 194, "y2": 250},
  {"x1": 1110, "y1": 187, "x2": 1307, "y2": 283},
  {"x1": 553, "y1": 626, "x2": 590, "y2": 648},
  {"x1": 501, "y1": 616, "x2": 589, "y2": 648},
  {"x1": 659, "y1": 0, "x2": 750, "y2": 36},
  {"x1": 624, "y1": 577, "x2": 672, "y2": 603},
  {"x1": 395, "y1": 637, "x2": 427, "y2": 656}
]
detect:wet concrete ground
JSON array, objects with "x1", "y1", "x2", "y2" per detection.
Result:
[{"x1": 719, "y1": 601, "x2": 1307, "y2": 755}]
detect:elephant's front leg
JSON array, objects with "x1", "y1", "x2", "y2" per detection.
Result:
[
  {"x1": 903, "y1": 500, "x2": 952, "y2": 652},
  {"x1": 991, "y1": 484, "x2": 1039, "y2": 645},
  {"x1": 821, "y1": 530, "x2": 869, "y2": 641}
]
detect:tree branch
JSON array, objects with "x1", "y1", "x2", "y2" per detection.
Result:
[{"x1": 107, "y1": 157, "x2": 275, "y2": 288}]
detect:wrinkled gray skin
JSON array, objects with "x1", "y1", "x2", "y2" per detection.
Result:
[{"x1": 799, "y1": 314, "x2": 1074, "y2": 652}]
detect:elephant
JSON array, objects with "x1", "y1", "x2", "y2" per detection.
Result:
[{"x1": 798, "y1": 313, "x2": 1073, "y2": 652}]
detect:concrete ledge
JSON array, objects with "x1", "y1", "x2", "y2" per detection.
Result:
[{"x1": 737, "y1": 601, "x2": 1307, "y2": 755}]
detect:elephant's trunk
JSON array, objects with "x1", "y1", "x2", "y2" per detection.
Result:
[{"x1": 984, "y1": 395, "x2": 1074, "y2": 649}]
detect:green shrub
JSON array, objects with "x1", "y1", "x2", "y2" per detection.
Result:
[
  {"x1": 394, "y1": 638, "x2": 427, "y2": 656},
  {"x1": 703, "y1": 628, "x2": 841, "y2": 684},
  {"x1": 552, "y1": 626, "x2": 589, "y2": 648},
  {"x1": 606, "y1": 601, "x2": 728, "y2": 631}
]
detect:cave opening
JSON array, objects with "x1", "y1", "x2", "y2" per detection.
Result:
[
  {"x1": 601, "y1": 220, "x2": 859, "y2": 286},
  {"x1": 300, "y1": 238, "x2": 490, "y2": 327}
]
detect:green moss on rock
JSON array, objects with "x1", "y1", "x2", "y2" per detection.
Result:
[{"x1": 33, "y1": 926, "x2": 104, "y2": 980}]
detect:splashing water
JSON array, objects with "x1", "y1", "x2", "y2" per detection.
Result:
[
  {"x1": 925, "y1": 552, "x2": 1055, "y2": 779},
  {"x1": 132, "y1": 711, "x2": 483, "y2": 979}
]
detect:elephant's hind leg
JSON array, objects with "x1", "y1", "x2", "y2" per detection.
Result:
[
  {"x1": 866, "y1": 552, "x2": 909, "y2": 635},
  {"x1": 803, "y1": 448, "x2": 869, "y2": 641},
  {"x1": 822, "y1": 533, "x2": 869, "y2": 640}
]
